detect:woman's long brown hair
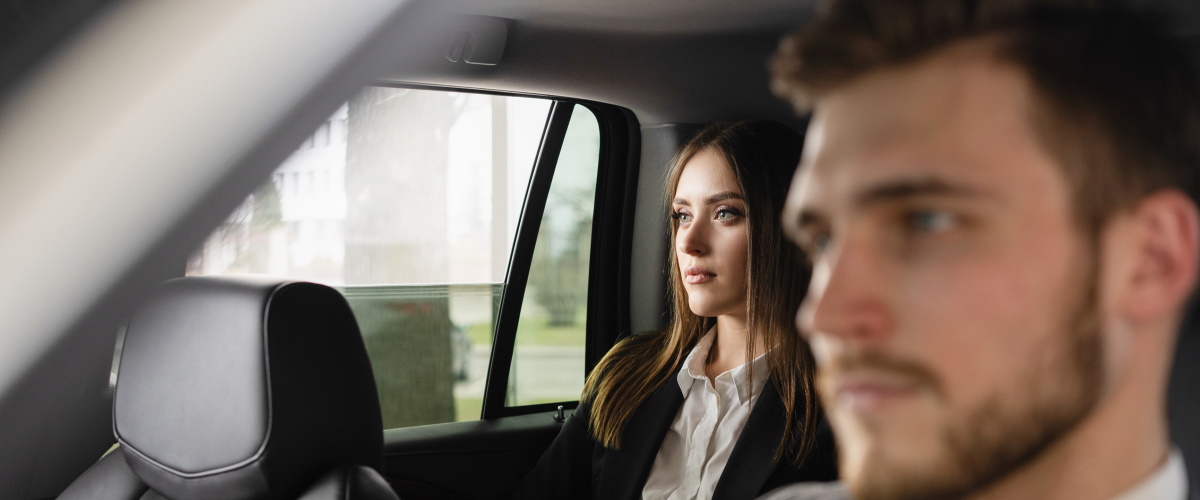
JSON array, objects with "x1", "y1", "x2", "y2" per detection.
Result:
[{"x1": 580, "y1": 121, "x2": 819, "y2": 463}]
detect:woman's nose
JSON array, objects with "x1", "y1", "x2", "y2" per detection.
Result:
[{"x1": 677, "y1": 223, "x2": 707, "y2": 256}]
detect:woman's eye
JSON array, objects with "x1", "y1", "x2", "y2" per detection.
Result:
[
  {"x1": 905, "y1": 210, "x2": 957, "y2": 234},
  {"x1": 714, "y1": 207, "x2": 741, "y2": 222},
  {"x1": 673, "y1": 211, "x2": 693, "y2": 223}
]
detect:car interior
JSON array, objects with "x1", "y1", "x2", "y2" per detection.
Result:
[{"x1": 1, "y1": 0, "x2": 1200, "y2": 498}]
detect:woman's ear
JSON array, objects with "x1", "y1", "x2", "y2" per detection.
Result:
[{"x1": 1118, "y1": 189, "x2": 1200, "y2": 323}]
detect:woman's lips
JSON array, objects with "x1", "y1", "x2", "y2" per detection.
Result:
[{"x1": 684, "y1": 267, "x2": 715, "y2": 284}]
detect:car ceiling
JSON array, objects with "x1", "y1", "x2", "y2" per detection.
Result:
[
  {"x1": 382, "y1": 0, "x2": 821, "y2": 126},
  {"x1": 431, "y1": 0, "x2": 1200, "y2": 35},
  {"x1": 387, "y1": 0, "x2": 1200, "y2": 127},
  {"x1": 432, "y1": 0, "x2": 817, "y2": 34}
]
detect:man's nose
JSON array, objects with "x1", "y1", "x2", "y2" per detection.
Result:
[{"x1": 799, "y1": 235, "x2": 894, "y2": 346}]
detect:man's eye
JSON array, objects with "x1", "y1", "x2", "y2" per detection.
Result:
[
  {"x1": 906, "y1": 210, "x2": 957, "y2": 234},
  {"x1": 800, "y1": 232, "x2": 832, "y2": 258},
  {"x1": 811, "y1": 233, "x2": 832, "y2": 252}
]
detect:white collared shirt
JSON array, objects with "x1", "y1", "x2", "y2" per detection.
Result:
[
  {"x1": 642, "y1": 327, "x2": 771, "y2": 500},
  {"x1": 1110, "y1": 449, "x2": 1187, "y2": 500}
]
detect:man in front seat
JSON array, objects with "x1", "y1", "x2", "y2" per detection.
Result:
[{"x1": 768, "y1": 1, "x2": 1200, "y2": 499}]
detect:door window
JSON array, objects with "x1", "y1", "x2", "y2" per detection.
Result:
[{"x1": 187, "y1": 87, "x2": 602, "y2": 428}]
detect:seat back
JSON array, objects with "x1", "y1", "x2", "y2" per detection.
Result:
[{"x1": 60, "y1": 276, "x2": 398, "y2": 500}]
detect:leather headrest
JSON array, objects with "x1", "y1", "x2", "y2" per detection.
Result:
[{"x1": 113, "y1": 276, "x2": 383, "y2": 500}]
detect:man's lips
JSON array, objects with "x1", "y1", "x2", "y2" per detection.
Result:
[
  {"x1": 830, "y1": 372, "x2": 922, "y2": 412},
  {"x1": 684, "y1": 267, "x2": 715, "y2": 284}
]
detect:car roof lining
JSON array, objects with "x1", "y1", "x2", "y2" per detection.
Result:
[
  {"x1": 429, "y1": 0, "x2": 818, "y2": 35},
  {"x1": 387, "y1": 0, "x2": 1200, "y2": 128},
  {"x1": 426, "y1": 0, "x2": 1200, "y2": 37},
  {"x1": 381, "y1": 23, "x2": 805, "y2": 126}
]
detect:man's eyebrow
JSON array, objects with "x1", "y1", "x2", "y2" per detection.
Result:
[
  {"x1": 787, "y1": 209, "x2": 827, "y2": 243},
  {"x1": 853, "y1": 177, "x2": 990, "y2": 207},
  {"x1": 785, "y1": 177, "x2": 989, "y2": 241},
  {"x1": 673, "y1": 191, "x2": 744, "y2": 206},
  {"x1": 782, "y1": 192, "x2": 825, "y2": 241}
]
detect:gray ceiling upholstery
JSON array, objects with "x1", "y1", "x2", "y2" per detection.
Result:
[
  {"x1": 385, "y1": 24, "x2": 803, "y2": 126},
  {"x1": 432, "y1": 0, "x2": 819, "y2": 34},
  {"x1": 380, "y1": 0, "x2": 819, "y2": 126},
  {"x1": 386, "y1": 0, "x2": 1200, "y2": 127}
]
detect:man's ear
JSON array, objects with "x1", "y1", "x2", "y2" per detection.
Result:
[{"x1": 1120, "y1": 189, "x2": 1200, "y2": 322}]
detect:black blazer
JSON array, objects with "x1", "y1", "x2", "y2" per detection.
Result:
[{"x1": 513, "y1": 373, "x2": 838, "y2": 499}]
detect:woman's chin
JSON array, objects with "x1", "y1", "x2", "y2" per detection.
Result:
[{"x1": 687, "y1": 299, "x2": 738, "y2": 319}]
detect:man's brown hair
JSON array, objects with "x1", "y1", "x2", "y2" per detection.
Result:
[{"x1": 771, "y1": 0, "x2": 1200, "y2": 239}]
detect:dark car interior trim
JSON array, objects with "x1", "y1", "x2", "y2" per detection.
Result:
[
  {"x1": 483, "y1": 100, "x2": 572, "y2": 420},
  {"x1": 583, "y1": 102, "x2": 641, "y2": 374}
]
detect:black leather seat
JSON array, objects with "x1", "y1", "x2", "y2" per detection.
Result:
[{"x1": 59, "y1": 276, "x2": 399, "y2": 500}]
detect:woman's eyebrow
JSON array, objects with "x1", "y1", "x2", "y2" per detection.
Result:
[
  {"x1": 672, "y1": 191, "x2": 744, "y2": 206},
  {"x1": 707, "y1": 192, "x2": 744, "y2": 204}
]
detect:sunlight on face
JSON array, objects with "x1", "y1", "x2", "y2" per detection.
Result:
[
  {"x1": 673, "y1": 149, "x2": 749, "y2": 319},
  {"x1": 783, "y1": 44, "x2": 1104, "y2": 500}
]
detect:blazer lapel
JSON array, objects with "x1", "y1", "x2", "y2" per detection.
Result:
[
  {"x1": 596, "y1": 377, "x2": 684, "y2": 500},
  {"x1": 711, "y1": 380, "x2": 787, "y2": 500}
]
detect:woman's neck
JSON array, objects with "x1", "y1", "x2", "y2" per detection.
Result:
[{"x1": 704, "y1": 313, "x2": 764, "y2": 381}]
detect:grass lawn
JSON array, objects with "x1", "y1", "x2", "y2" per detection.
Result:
[
  {"x1": 455, "y1": 396, "x2": 483, "y2": 421},
  {"x1": 464, "y1": 310, "x2": 586, "y2": 348}
]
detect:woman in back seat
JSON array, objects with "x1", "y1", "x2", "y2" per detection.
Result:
[{"x1": 515, "y1": 121, "x2": 837, "y2": 500}]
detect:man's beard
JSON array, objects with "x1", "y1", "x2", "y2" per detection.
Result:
[{"x1": 830, "y1": 263, "x2": 1105, "y2": 500}]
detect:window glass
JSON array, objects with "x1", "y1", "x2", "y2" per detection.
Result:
[
  {"x1": 188, "y1": 87, "x2": 552, "y2": 427},
  {"x1": 506, "y1": 105, "x2": 600, "y2": 407}
]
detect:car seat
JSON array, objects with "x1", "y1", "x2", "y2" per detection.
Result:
[{"x1": 59, "y1": 276, "x2": 399, "y2": 499}]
